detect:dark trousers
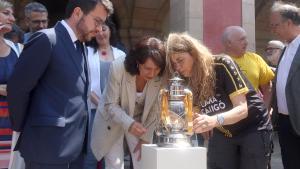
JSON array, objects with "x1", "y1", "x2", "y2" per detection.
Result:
[
  {"x1": 25, "y1": 153, "x2": 84, "y2": 169},
  {"x1": 278, "y1": 114, "x2": 300, "y2": 169},
  {"x1": 208, "y1": 130, "x2": 272, "y2": 169},
  {"x1": 83, "y1": 109, "x2": 98, "y2": 169}
]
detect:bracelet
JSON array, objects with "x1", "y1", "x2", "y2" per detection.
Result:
[{"x1": 216, "y1": 114, "x2": 225, "y2": 126}]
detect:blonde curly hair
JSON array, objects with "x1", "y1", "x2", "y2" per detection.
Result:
[
  {"x1": 0, "y1": 0, "x2": 12, "y2": 10},
  {"x1": 166, "y1": 32, "x2": 215, "y2": 104}
]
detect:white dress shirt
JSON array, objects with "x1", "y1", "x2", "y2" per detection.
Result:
[
  {"x1": 61, "y1": 20, "x2": 78, "y2": 44},
  {"x1": 276, "y1": 35, "x2": 300, "y2": 115}
]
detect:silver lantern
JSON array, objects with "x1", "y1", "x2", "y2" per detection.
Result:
[{"x1": 156, "y1": 72, "x2": 193, "y2": 147}]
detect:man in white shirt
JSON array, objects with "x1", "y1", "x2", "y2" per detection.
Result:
[{"x1": 270, "y1": 2, "x2": 300, "y2": 169}]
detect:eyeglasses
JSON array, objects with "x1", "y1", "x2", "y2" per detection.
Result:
[
  {"x1": 31, "y1": 19, "x2": 48, "y2": 25},
  {"x1": 88, "y1": 14, "x2": 106, "y2": 30}
]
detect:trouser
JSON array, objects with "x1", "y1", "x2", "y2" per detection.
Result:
[
  {"x1": 83, "y1": 109, "x2": 98, "y2": 169},
  {"x1": 104, "y1": 133, "x2": 141, "y2": 169},
  {"x1": 278, "y1": 114, "x2": 300, "y2": 169},
  {"x1": 25, "y1": 153, "x2": 84, "y2": 169},
  {"x1": 208, "y1": 129, "x2": 272, "y2": 169}
]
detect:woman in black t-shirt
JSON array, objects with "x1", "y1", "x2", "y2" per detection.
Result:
[{"x1": 165, "y1": 33, "x2": 272, "y2": 169}]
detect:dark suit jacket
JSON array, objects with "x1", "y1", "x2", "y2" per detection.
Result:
[
  {"x1": 7, "y1": 22, "x2": 90, "y2": 164},
  {"x1": 272, "y1": 45, "x2": 300, "y2": 136}
]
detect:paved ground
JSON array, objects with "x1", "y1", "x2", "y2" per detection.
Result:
[{"x1": 271, "y1": 132, "x2": 283, "y2": 169}]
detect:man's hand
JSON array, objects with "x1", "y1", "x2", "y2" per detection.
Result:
[{"x1": 128, "y1": 121, "x2": 147, "y2": 137}]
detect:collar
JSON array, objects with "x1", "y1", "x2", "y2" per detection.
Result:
[
  {"x1": 287, "y1": 34, "x2": 300, "y2": 48},
  {"x1": 61, "y1": 20, "x2": 78, "y2": 43}
]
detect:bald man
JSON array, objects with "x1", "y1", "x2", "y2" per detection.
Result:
[{"x1": 222, "y1": 26, "x2": 274, "y2": 108}]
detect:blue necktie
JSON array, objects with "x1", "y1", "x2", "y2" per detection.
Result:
[
  {"x1": 75, "y1": 40, "x2": 89, "y2": 85},
  {"x1": 75, "y1": 40, "x2": 90, "y2": 152}
]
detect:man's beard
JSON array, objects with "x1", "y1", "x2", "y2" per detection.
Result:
[{"x1": 76, "y1": 17, "x2": 93, "y2": 42}]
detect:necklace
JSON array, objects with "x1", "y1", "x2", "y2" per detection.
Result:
[
  {"x1": 101, "y1": 50, "x2": 107, "y2": 56},
  {"x1": 99, "y1": 48, "x2": 113, "y2": 61}
]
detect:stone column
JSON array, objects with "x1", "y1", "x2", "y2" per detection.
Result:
[
  {"x1": 170, "y1": 0, "x2": 256, "y2": 54},
  {"x1": 170, "y1": 0, "x2": 203, "y2": 41}
]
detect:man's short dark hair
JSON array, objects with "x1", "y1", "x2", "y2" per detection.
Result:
[
  {"x1": 24, "y1": 2, "x2": 48, "y2": 18},
  {"x1": 65, "y1": 0, "x2": 113, "y2": 19}
]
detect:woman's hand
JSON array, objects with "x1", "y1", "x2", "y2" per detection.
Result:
[
  {"x1": 193, "y1": 113, "x2": 218, "y2": 133},
  {"x1": 200, "y1": 130, "x2": 213, "y2": 140},
  {"x1": 129, "y1": 121, "x2": 147, "y2": 137},
  {"x1": 0, "y1": 84, "x2": 7, "y2": 96},
  {"x1": 133, "y1": 139, "x2": 148, "y2": 161}
]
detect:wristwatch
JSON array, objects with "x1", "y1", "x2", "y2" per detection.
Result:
[{"x1": 216, "y1": 114, "x2": 225, "y2": 126}]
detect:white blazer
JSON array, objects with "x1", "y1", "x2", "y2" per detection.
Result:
[{"x1": 91, "y1": 57, "x2": 163, "y2": 160}]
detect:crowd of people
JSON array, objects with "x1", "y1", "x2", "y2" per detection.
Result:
[{"x1": 0, "y1": 0, "x2": 299, "y2": 169}]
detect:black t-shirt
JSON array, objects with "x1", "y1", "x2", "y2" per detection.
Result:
[{"x1": 199, "y1": 55, "x2": 272, "y2": 137}]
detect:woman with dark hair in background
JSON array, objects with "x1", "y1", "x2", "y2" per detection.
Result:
[
  {"x1": 91, "y1": 36, "x2": 166, "y2": 169},
  {"x1": 85, "y1": 19, "x2": 126, "y2": 169},
  {"x1": 106, "y1": 17, "x2": 127, "y2": 54}
]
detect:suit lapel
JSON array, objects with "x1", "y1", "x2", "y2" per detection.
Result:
[
  {"x1": 287, "y1": 45, "x2": 300, "y2": 84},
  {"x1": 55, "y1": 22, "x2": 87, "y2": 83},
  {"x1": 142, "y1": 77, "x2": 161, "y2": 123},
  {"x1": 126, "y1": 73, "x2": 136, "y2": 116}
]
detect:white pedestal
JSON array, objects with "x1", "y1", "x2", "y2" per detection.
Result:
[{"x1": 142, "y1": 144, "x2": 207, "y2": 169}]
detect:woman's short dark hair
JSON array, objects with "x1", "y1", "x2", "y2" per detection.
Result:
[{"x1": 124, "y1": 36, "x2": 166, "y2": 76}]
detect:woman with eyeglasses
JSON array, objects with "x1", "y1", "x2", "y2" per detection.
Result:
[
  {"x1": 91, "y1": 36, "x2": 166, "y2": 169},
  {"x1": 85, "y1": 19, "x2": 126, "y2": 169},
  {"x1": 165, "y1": 32, "x2": 272, "y2": 169},
  {"x1": 0, "y1": 0, "x2": 24, "y2": 169}
]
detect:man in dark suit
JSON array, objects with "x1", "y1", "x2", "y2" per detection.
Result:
[
  {"x1": 270, "y1": 2, "x2": 300, "y2": 169},
  {"x1": 7, "y1": 0, "x2": 113, "y2": 168}
]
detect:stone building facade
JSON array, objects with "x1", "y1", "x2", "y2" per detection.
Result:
[{"x1": 11, "y1": 0, "x2": 299, "y2": 56}]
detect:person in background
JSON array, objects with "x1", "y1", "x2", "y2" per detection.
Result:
[
  {"x1": 7, "y1": 0, "x2": 113, "y2": 168},
  {"x1": 23, "y1": 2, "x2": 48, "y2": 43},
  {"x1": 265, "y1": 40, "x2": 285, "y2": 69},
  {"x1": 264, "y1": 40, "x2": 285, "y2": 169},
  {"x1": 166, "y1": 32, "x2": 272, "y2": 169},
  {"x1": 106, "y1": 15, "x2": 127, "y2": 54},
  {"x1": 4, "y1": 24, "x2": 24, "y2": 44},
  {"x1": 222, "y1": 26, "x2": 275, "y2": 108},
  {"x1": 91, "y1": 36, "x2": 166, "y2": 169},
  {"x1": 85, "y1": 18, "x2": 126, "y2": 169},
  {"x1": 269, "y1": 2, "x2": 300, "y2": 169},
  {"x1": 0, "y1": 1, "x2": 24, "y2": 169}
]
